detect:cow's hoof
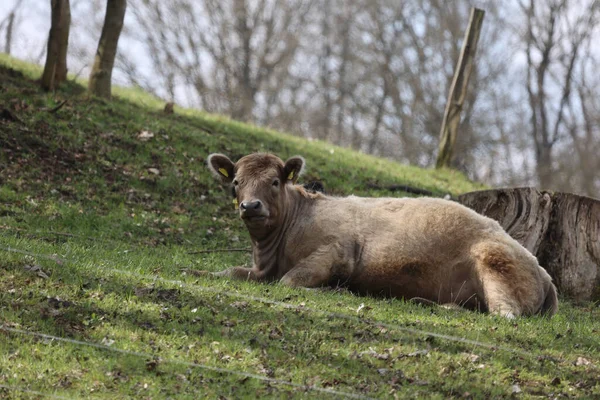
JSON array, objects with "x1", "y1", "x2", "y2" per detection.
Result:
[{"x1": 504, "y1": 311, "x2": 516, "y2": 320}]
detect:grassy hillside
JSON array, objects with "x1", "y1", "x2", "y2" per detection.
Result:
[{"x1": 1, "y1": 54, "x2": 599, "y2": 399}]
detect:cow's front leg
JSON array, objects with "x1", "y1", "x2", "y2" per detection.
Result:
[{"x1": 280, "y1": 245, "x2": 340, "y2": 288}]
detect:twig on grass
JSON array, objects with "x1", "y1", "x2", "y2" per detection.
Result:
[
  {"x1": 0, "y1": 225, "x2": 116, "y2": 244},
  {"x1": 47, "y1": 100, "x2": 68, "y2": 114},
  {"x1": 0, "y1": 245, "x2": 65, "y2": 265},
  {"x1": 0, "y1": 107, "x2": 23, "y2": 124},
  {"x1": 188, "y1": 247, "x2": 252, "y2": 254},
  {"x1": 0, "y1": 384, "x2": 70, "y2": 400},
  {"x1": 1, "y1": 226, "x2": 241, "y2": 253}
]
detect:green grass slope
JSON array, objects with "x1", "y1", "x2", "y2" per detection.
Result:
[{"x1": 0, "y1": 55, "x2": 598, "y2": 399}]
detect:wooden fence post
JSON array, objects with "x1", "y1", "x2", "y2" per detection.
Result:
[{"x1": 435, "y1": 7, "x2": 485, "y2": 169}]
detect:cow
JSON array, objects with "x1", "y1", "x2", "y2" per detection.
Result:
[{"x1": 206, "y1": 152, "x2": 558, "y2": 318}]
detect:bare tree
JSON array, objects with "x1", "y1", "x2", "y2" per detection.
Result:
[
  {"x1": 125, "y1": 0, "x2": 313, "y2": 121},
  {"x1": 345, "y1": 0, "x2": 496, "y2": 168},
  {"x1": 4, "y1": 12, "x2": 15, "y2": 54},
  {"x1": 0, "y1": 2, "x2": 21, "y2": 55},
  {"x1": 555, "y1": 47, "x2": 600, "y2": 197},
  {"x1": 77, "y1": 0, "x2": 596, "y2": 195},
  {"x1": 0, "y1": 1, "x2": 27, "y2": 56},
  {"x1": 88, "y1": 0, "x2": 127, "y2": 98},
  {"x1": 519, "y1": 0, "x2": 599, "y2": 190},
  {"x1": 40, "y1": 0, "x2": 71, "y2": 91}
]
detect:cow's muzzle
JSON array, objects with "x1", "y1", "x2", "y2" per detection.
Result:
[{"x1": 240, "y1": 200, "x2": 268, "y2": 221}]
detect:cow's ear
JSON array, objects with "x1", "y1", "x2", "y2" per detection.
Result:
[
  {"x1": 207, "y1": 153, "x2": 235, "y2": 184},
  {"x1": 283, "y1": 156, "x2": 305, "y2": 184}
]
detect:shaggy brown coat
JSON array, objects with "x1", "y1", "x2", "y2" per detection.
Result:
[{"x1": 207, "y1": 153, "x2": 558, "y2": 317}]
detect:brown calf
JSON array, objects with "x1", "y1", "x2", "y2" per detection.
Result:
[{"x1": 207, "y1": 153, "x2": 558, "y2": 317}]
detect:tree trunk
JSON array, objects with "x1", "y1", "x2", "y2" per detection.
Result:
[
  {"x1": 40, "y1": 0, "x2": 71, "y2": 91},
  {"x1": 88, "y1": 0, "x2": 127, "y2": 99},
  {"x1": 4, "y1": 12, "x2": 15, "y2": 55},
  {"x1": 458, "y1": 188, "x2": 600, "y2": 302},
  {"x1": 536, "y1": 146, "x2": 554, "y2": 190}
]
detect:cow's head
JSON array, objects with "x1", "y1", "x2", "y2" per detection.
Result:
[{"x1": 207, "y1": 153, "x2": 305, "y2": 235}]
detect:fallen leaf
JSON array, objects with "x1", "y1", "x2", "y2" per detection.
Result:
[
  {"x1": 146, "y1": 359, "x2": 159, "y2": 371},
  {"x1": 269, "y1": 327, "x2": 283, "y2": 340},
  {"x1": 231, "y1": 301, "x2": 249, "y2": 309},
  {"x1": 172, "y1": 205, "x2": 185, "y2": 214},
  {"x1": 407, "y1": 350, "x2": 429, "y2": 357},
  {"x1": 47, "y1": 297, "x2": 73, "y2": 308},
  {"x1": 258, "y1": 365, "x2": 274, "y2": 377},
  {"x1": 148, "y1": 168, "x2": 160, "y2": 175},
  {"x1": 221, "y1": 319, "x2": 236, "y2": 327},
  {"x1": 137, "y1": 130, "x2": 154, "y2": 141},
  {"x1": 23, "y1": 264, "x2": 49, "y2": 279},
  {"x1": 359, "y1": 348, "x2": 390, "y2": 360},
  {"x1": 575, "y1": 357, "x2": 592, "y2": 366}
]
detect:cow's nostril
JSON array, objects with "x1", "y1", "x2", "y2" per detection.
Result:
[{"x1": 241, "y1": 201, "x2": 261, "y2": 211}]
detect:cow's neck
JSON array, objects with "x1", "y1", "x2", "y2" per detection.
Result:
[
  {"x1": 249, "y1": 186, "x2": 311, "y2": 278},
  {"x1": 250, "y1": 228, "x2": 285, "y2": 279}
]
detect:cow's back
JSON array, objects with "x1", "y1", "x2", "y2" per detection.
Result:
[{"x1": 306, "y1": 196, "x2": 503, "y2": 257}]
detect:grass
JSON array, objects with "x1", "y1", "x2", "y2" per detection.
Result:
[{"x1": 0, "y1": 54, "x2": 599, "y2": 399}]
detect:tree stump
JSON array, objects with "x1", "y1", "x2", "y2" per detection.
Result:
[{"x1": 458, "y1": 188, "x2": 600, "y2": 302}]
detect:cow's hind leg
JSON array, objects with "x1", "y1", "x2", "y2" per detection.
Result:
[{"x1": 471, "y1": 241, "x2": 543, "y2": 318}]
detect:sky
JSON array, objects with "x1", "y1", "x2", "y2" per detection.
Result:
[{"x1": 1, "y1": 0, "x2": 49, "y2": 62}]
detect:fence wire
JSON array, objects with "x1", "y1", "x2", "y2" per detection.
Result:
[
  {"x1": 0, "y1": 244, "x2": 546, "y2": 359},
  {"x1": 0, "y1": 325, "x2": 373, "y2": 400},
  {"x1": 107, "y1": 266, "x2": 542, "y2": 357},
  {"x1": 1, "y1": 239, "x2": 578, "y2": 399},
  {"x1": 0, "y1": 383, "x2": 72, "y2": 399}
]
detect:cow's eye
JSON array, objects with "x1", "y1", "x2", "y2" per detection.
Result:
[
  {"x1": 233, "y1": 179, "x2": 239, "y2": 186},
  {"x1": 272, "y1": 179, "x2": 280, "y2": 188}
]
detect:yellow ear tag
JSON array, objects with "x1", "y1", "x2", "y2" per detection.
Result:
[
  {"x1": 218, "y1": 168, "x2": 229, "y2": 178},
  {"x1": 288, "y1": 171, "x2": 294, "y2": 180},
  {"x1": 233, "y1": 198, "x2": 238, "y2": 209}
]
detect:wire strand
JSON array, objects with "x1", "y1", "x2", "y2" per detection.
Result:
[
  {"x1": 0, "y1": 244, "x2": 551, "y2": 360},
  {"x1": 0, "y1": 325, "x2": 372, "y2": 400},
  {"x1": 0, "y1": 383, "x2": 72, "y2": 400},
  {"x1": 101, "y1": 266, "x2": 541, "y2": 359}
]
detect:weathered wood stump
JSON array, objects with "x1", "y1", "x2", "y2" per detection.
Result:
[{"x1": 458, "y1": 188, "x2": 600, "y2": 302}]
